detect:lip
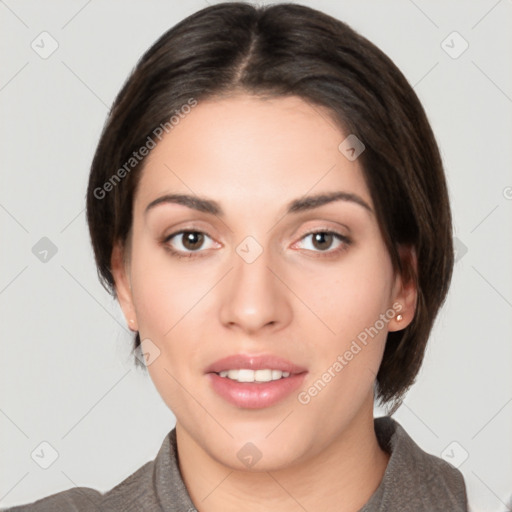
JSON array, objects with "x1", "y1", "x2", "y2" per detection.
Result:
[
  {"x1": 204, "y1": 353, "x2": 308, "y2": 375},
  {"x1": 205, "y1": 353, "x2": 308, "y2": 409}
]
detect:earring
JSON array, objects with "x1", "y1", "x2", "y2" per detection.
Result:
[{"x1": 396, "y1": 314, "x2": 403, "y2": 322}]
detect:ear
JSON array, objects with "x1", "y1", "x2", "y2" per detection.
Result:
[
  {"x1": 388, "y1": 245, "x2": 418, "y2": 332},
  {"x1": 111, "y1": 241, "x2": 138, "y2": 332}
]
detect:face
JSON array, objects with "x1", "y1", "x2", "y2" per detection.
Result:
[{"x1": 112, "y1": 94, "x2": 416, "y2": 471}]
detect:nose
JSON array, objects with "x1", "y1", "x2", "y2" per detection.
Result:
[{"x1": 219, "y1": 240, "x2": 293, "y2": 335}]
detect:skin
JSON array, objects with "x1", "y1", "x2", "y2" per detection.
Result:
[{"x1": 111, "y1": 94, "x2": 417, "y2": 512}]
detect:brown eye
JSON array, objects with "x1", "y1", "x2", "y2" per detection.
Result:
[
  {"x1": 181, "y1": 231, "x2": 205, "y2": 251},
  {"x1": 295, "y1": 230, "x2": 351, "y2": 256},
  {"x1": 311, "y1": 232, "x2": 335, "y2": 251},
  {"x1": 163, "y1": 230, "x2": 216, "y2": 257}
]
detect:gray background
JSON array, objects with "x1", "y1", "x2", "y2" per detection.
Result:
[{"x1": 1, "y1": 1, "x2": 511, "y2": 510}]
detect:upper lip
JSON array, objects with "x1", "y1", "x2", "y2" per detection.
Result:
[{"x1": 205, "y1": 354, "x2": 308, "y2": 375}]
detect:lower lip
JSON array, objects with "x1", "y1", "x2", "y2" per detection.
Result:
[{"x1": 207, "y1": 372, "x2": 307, "y2": 409}]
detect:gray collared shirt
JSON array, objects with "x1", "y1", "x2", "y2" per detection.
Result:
[{"x1": 2, "y1": 416, "x2": 468, "y2": 511}]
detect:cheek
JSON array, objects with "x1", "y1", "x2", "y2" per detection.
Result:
[
  {"x1": 128, "y1": 237, "x2": 213, "y2": 402},
  {"x1": 292, "y1": 245, "x2": 394, "y2": 407},
  {"x1": 129, "y1": 238, "x2": 207, "y2": 339},
  {"x1": 297, "y1": 246, "x2": 395, "y2": 342},
  {"x1": 129, "y1": 241, "x2": 209, "y2": 413}
]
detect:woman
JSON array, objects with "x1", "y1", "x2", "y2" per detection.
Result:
[{"x1": 5, "y1": 2, "x2": 468, "y2": 511}]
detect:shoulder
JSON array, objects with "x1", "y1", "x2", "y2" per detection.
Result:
[
  {"x1": 1, "y1": 437, "x2": 169, "y2": 512},
  {"x1": 360, "y1": 416, "x2": 468, "y2": 512},
  {"x1": 0, "y1": 487, "x2": 103, "y2": 512},
  {"x1": 2, "y1": 461, "x2": 157, "y2": 512}
]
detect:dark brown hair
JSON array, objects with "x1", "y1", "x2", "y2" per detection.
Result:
[{"x1": 86, "y1": 2, "x2": 454, "y2": 409}]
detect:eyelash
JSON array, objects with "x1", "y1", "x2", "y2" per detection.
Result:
[{"x1": 161, "y1": 229, "x2": 352, "y2": 260}]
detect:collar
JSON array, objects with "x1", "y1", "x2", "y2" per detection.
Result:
[{"x1": 107, "y1": 416, "x2": 467, "y2": 511}]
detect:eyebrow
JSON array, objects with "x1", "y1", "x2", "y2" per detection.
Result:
[{"x1": 144, "y1": 191, "x2": 373, "y2": 217}]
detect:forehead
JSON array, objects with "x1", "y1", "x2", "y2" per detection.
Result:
[{"x1": 134, "y1": 94, "x2": 372, "y2": 216}]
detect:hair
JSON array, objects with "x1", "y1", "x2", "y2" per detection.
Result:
[{"x1": 86, "y1": 1, "x2": 454, "y2": 410}]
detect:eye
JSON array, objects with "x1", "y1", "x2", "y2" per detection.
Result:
[
  {"x1": 163, "y1": 230, "x2": 217, "y2": 257},
  {"x1": 295, "y1": 230, "x2": 351, "y2": 255},
  {"x1": 161, "y1": 228, "x2": 351, "y2": 259}
]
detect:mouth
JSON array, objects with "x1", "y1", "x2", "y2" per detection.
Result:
[
  {"x1": 205, "y1": 353, "x2": 308, "y2": 409},
  {"x1": 215, "y1": 368, "x2": 292, "y2": 382}
]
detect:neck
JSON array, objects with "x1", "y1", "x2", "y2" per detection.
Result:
[{"x1": 175, "y1": 397, "x2": 389, "y2": 512}]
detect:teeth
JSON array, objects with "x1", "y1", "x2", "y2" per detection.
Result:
[{"x1": 217, "y1": 369, "x2": 291, "y2": 382}]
